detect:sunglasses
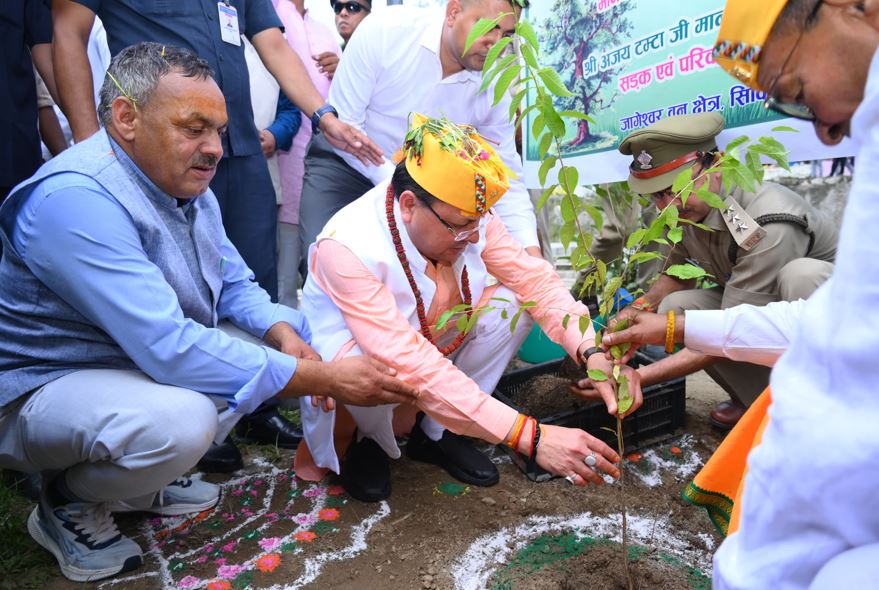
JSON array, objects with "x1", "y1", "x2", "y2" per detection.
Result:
[{"x1": 331, "y1": 1, "x2": 368, "y2": 14}]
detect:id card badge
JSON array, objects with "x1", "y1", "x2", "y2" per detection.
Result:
[{"x1": 218, "y1": 2, "x2": 241, "y2": 46}]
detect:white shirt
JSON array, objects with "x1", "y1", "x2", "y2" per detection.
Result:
[
  {"x1": 713, "y1": 48, "x2": 879, "y2": 589},
  {"x1": 684, "y1": 298, "x2": 807, "y2": 368},
  {"x1": 328, "y1": 6, "x2": 538, "y2": 248}
]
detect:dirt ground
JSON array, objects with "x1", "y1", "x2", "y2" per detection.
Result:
[{"x1": 32, "y1": 372, "x2": 727, "y2": 590}]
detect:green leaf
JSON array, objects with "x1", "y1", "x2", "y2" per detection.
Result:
[
  {"x1": 562, "y1": 314, "x2": 571, "y2": 330},
  {"x1": 626, "y1": 228, "x2": 647, "y2": 250},
  {"x1": 517, "y1": 19, "x2": 539, "y2": 51},
  {"x1": 667, "y1": 226, "x2": 683, "y2": 244},
  {"x1": 612, "y1": 318, "x2": 630, "y2": 332},
  {"x1": 493, "y1": 64, "x2": 521, "y2": 106},
  {"x1": 541, "y1": 95, "x2": 566, "y2": 138},
  {"x1": 514, "y1": 103, "x2": 539, "y2": 130},
  {"x1": 501, "y1": 308, "x2": 508, "y2": 319},
  {"x1": 519, "y1": 41, "x2": 539, "y2": 70},
  {"x1": 596, "y1": 259, "x2": 607, "y2": 284},
  {"x1": 579, "y1": 314, "x2": 591, "y2": 335},
  {"x1": 558, "y1": 166, "x2": 579, "y2": 195},
  {"x1": 629, "y1": 251, "x2": 663, "y2": 264},
  {"x1": 538, "y1": 155, "x2": 557, "y2": 186},
  {"x1": 695, "y1": 186, "x2": 727, "y2": 209},
  {"x1": 538, "y1": 132, "x2": 553, "y2": 159},
  {"x1": 724, "y1": 135, "x2": 750, "y2": 151},
  {"x1": 560, "y1": 194, "x2": 575, "y2": 222},
  {"x1": 671, "y1": 167, "x2": 693, "y2": 193},
  {"x1": 771, "y1": 125, "x2": 798, "y2": 133},
  {"x1": 520, "y1": 300, "x2": 537, "y2": 309},
  {"x1": 560, "y1": 221, "x2": 575, "y2": 250},
  {"x1": 612, "y1": 364, "x2": 621, "y2": 379},
  {"x1": 537, "y1": 184, "x2": 556, "y2": 209},
  {"x1": 665, "y1": 263, "x2": 710, "y2": 280},
  {"x1": 464, "y1": 17, "x2": 502, "y2": 57},
  {"x1": 559, "y1": 110, "x2": 594, "y2": 122},
  {"x1": 436, "y1": 310, "x2": 455, "y2": 331},
  {"x1": 483, "y1": 36, "x2": 513, "y2": 73},
  {"x1": 538, "y1": 67, "x2": 574, "y2": 97},
  {"x1": 610, "y1": 343, "x2": 631, "y2": 360},
  {"x1": 465, "y1": 309, "x2": 481, "y2": 333},
  {"x1": 583, "y1": 204, "x2": 603, "y2": 230},
  {"x1": 508, "y1": 87, "x2": 527, "y2": 122},
  {"x1": 490, "y1": 296, "x2": 512, "y2": 304},
  {"x1": 678, "y1": 218, "x2": 714, "y2": 232},
  {"x1": 509, "y1": 309, "x2": 523, "y2": 334},
  {"x1": 587, "y1": 369, "x2": 608, "y2": 382},
  {"x1": 531, "y1": 113, "x2": 545, "y2": 141},
  {"x1": 480, "y1": 54, "x2": 517, "y2": 93},
  {"x1": 455, "y1": 313, "x2": 469, "y2": 331},
  {"x1": 617, "y1": 375, "x2": 633, "y2": 414}
]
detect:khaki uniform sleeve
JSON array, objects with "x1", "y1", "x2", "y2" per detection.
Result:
[{"x1": 721, "y1": 221, "x2": 813, "y2": 309}]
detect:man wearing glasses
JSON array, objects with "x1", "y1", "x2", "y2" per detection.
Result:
[
  {"x1": 332, "y1": 0, "x2": 371, "y2": 46},
  {"x1": 294, "y1": 115, "x2": 639, "y2": 502},
  {"x1": 705, "y1": 1, "x2": 879, "y2": 588},
  {"x1": 603, "y1": 112, "x2": 837, "y2": 430}
]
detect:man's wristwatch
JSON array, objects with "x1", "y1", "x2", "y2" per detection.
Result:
[
  {"x1": 580, "y1": 347, "x2": 605, "y2": 365},
  {"x1": 310, "y1": 103, "x2": 338, "y2": 132}
]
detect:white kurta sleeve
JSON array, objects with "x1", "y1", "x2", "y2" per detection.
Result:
[{"x1": 684, "y1": 297, "x2": 809, "y2": 367}]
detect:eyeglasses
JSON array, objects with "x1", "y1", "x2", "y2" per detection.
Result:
[
  {"x1": 331, "y1": 1, "x2": 368, "y2": 14},
  {"x1": 762, "y1": 0, "x2": 823, "y2": 122},
  {"x1": 420, "y1": 199, "x2": 484, "y2": 242}
]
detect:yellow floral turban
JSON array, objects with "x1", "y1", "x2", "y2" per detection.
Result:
[
  {"x1": 397, "y1": 113, "x2": 514, "y2": 217},
  {"x1": 713, "y1": 0, "x2": 788, "y2": 90}
]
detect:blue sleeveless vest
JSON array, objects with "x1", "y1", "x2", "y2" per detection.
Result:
[{"x1": 0, "y1": 131, "x2": 225, "y2": 406}]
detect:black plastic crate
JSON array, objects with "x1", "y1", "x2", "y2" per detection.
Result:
[{"x1": 493, "y1": 351, "x2": 686, "y2": 482}]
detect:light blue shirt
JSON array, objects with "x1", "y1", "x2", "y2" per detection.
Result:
[{"x1": 11, "y1": 172, "x2": 305, "y2": 414}]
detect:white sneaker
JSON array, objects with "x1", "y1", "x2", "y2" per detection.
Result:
[
  {"x1": 109, "y1": 477, "x2": 220, "y2": 516},
  {"x1": 27, "y1": 501, "x2": 143, "y2": 582}
]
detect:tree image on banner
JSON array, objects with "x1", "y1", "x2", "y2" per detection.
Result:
[{"x1": 540, "y1": 0, "x2": 634, "y2": 150}]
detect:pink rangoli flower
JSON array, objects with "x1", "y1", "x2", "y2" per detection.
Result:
[
  {"x1": 178, "y1": 576, "x2": 200, "y2": 589},
  {"x1": 318, "y1": 508, "x2": 340, "y2": 521},
  {"x1": 258, "y1": 537, "x2": 283, "y2": 552},
  {"x1": 256, "y1": 553, "x2": 282, "y2": 573},
  {"x1": 217, "y1": 564, "x2": 245, "y2": 579},
  {"x1": 294, "y1": 531, "x2": 317, "y2": 543}
]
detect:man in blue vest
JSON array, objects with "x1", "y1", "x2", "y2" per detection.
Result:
[{"x1": 0, "y1": 42, "x2": 416, "y2": 583}]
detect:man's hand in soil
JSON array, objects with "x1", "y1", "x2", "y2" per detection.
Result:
[
  {"x1": 533, "y1": 424, "x2": 620, "y2": 486},
  {"x1": 290, "y1": 356, "x2": 418, "y2": 411},
  {"x1": 578, "y1": 353, "x2": 643, "y2": 419},
  {"x1": 319, "y1": 114, "x2": 384, "y2": 166}
]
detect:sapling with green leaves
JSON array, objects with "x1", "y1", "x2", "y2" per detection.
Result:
[{"x1": 448, "y1": 6, "x2": 794, "y2": 586}]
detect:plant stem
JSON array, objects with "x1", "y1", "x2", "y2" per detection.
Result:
[{"x1": 617, "y1": 416, "x2": 634, "y2": 590}]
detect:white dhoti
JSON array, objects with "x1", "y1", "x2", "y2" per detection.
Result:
[{"x1": 300, "y1": 285, "x2": 533, "y2": 472}]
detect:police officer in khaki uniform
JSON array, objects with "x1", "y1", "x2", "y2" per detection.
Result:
[{"x1": 616, "y1": 113, "x2": 837, "y2": 428}]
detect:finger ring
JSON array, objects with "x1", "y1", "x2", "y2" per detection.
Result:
[
  {"x1": 565, "y1": 473, "x2": 577, "y2": 485},
  {"x1": 584, "y1": 451, "x2": 597, "y2": 467}
]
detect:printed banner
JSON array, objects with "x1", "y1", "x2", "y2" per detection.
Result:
[{"x1": 522, "y1": 0, "x2": 855, "y2": 188}]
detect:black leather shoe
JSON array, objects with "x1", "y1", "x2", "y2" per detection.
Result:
[
  {"x1": 236, "y1": 407, "x2": 302, "y2": 449},
  {"x1": 406, "y1": 416, "x2": 499, "y2": 487},
  {"x1": 197, "y1": 438, "x2": 244, "y2": 473},
  {"x1": 340, "y1": 437, "x2": 391, "y2": 503}
]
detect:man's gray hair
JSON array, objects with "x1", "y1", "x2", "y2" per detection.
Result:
[{"x1": 98, "y1": 42, "x2": 214, "y2": 127}]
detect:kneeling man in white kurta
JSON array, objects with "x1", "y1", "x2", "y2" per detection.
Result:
[{"x1": 295, "y1": 115, "x2": 642, "y2": 501}]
